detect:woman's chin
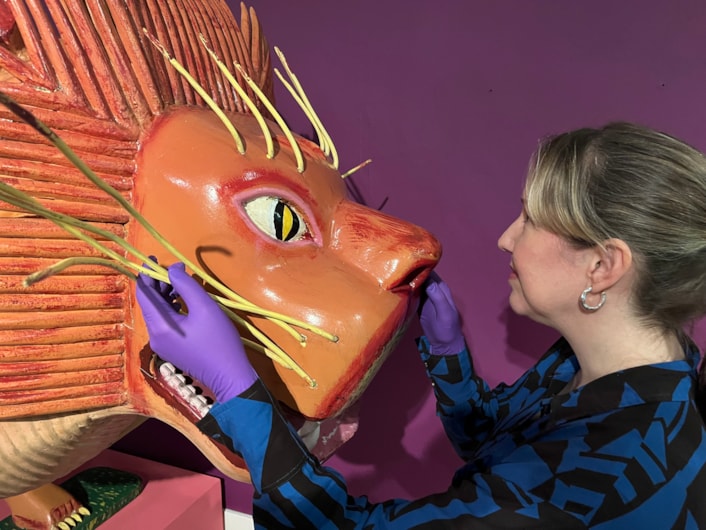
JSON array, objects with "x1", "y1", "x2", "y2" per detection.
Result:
[
  {"x1": 508, "y1": 298, "x2": 554, "y2": 329},
  {"x1": 508, "y1": 292, "x2": 528, "y2": 316}
]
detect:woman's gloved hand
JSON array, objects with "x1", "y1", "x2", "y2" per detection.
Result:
[
  {"x1": 419, "y1": 272, "x2": 466, "y2": 355},
  {"x1": 135, "y1": 262, "x2": 258, "y2": 403}
]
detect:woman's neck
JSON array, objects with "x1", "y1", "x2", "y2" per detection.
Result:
[{"x1": 564, "y1": 320, "x2": 684, "y2": 388}]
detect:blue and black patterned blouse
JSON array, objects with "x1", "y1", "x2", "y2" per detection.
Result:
[{"x1": 198, "y1": 336, "x2": 706, "y2": 529}]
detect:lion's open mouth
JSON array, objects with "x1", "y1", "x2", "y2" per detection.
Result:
[
  {"x1": 147, "y1": 353, "x2": 326, "y2": 452},
  {"x1": 151, "y1": 356, "x2": 215, "y2": 421}
]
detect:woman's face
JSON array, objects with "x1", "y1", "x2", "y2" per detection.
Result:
[{"x1": 497, "y1": 201, "x2": 594, "y2": 329}]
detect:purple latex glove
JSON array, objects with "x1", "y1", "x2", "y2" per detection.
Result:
[
  {"x1": 135, "y1": 262, "x2": 258, "y2": 403},
  {"x1": 419, "y1": 273, "x2": 466, "y2": 355}
]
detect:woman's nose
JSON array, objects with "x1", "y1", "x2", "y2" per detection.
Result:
[
  {"x1": 330, "y1": 201, "x2": 442, "y2": 293},
  {"x1": 497, "y1": 217, "x2": 519, "y2": 253}
]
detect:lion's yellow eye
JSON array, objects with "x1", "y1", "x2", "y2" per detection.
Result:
[{"x1": 244, "y1": 196, "x2": 308, "y2": 242}]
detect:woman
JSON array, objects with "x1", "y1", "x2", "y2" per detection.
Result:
[{"x1": 136, "y1": 122, "x2": 706, "y2": 528}]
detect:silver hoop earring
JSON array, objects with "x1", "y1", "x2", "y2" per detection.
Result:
[{"x1": 580, "y1": 286, "x2": 606, "y2": 311}]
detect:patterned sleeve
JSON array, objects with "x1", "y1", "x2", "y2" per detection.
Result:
[
  {"x1": 196, "y1": 379, "x2": 586, "y2": 529},
  {"x1": 417, "y1": 337, "x2": 573, "y2": 462},
  {"x1": 418, "y1": 336, "x2": 515, "y2": 460}
]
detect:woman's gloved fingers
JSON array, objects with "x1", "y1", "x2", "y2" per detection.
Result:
[
  {"x1": 426, "y1": 270, "x2": 442, "y2": 285},
  {"x1": 419, "y1": 275, "x2": 465, "y2": 355},
  {"x1": 135, "y1": 271, "x2": 186, "y2": 343},
  {"x1": 437, "y1": 280, "x2": 455, "y2": 305},
  {"x1": 166, "y1": 262, "x2": 216, "y2": 310}
]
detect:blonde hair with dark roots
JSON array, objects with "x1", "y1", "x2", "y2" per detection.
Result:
[{"x1": 525, "y1": 122, "x2": 706, "y2": 333}]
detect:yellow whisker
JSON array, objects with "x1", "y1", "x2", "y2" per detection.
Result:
[
  {"x1": 341, "y1": 159, "x2": 373, "y2": 179},
  {"x1": 143, "y1": 30, "x2": 245, "y2": 155},
  {"x1": 274, "y1": 68, "x2": 329, "y2": 156},
  {"x1": 221, "y1": 305, "x2": 317, "y2": 387},
  {"x1": 274, "y1": 47, "x2": 339, "y2": 170},
  {"x1": 233, "y1": 63, "x2": 305, "y2": 173},
  {"x1": 24, "y1": 257, "x2": 138, "y2": 286},
  {"x1": 0, "y1": 183, "x2": 167, "y2": 281},
  {"x1": 215, "y1": 295, "x2": 338, "y2": 343},
  {"x1": 199, "y1": 34, "x2": 275, "y2": 160}
]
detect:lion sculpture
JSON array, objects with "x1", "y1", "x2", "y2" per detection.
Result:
[{"x1": 0, "y1": 1, "x2": 441, "y2": 528}]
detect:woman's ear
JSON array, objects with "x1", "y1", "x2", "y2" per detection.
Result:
[{"x1": 588, "y1": 238, "x2": 633, "y2": 291}]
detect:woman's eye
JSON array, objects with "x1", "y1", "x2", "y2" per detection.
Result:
[{"x1": 244, "y1": 196, "x2": 309, "y2": 242}]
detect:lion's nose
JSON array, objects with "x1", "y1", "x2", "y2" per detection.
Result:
[{"x1": 329, "y1": 201, "x2": 442, "y2": 292}]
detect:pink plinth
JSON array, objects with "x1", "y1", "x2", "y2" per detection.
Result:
[{"x1": 0, "y1": 450, "x2": 224, "y2": 530}]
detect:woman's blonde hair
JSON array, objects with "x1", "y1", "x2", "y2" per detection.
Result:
[{"x1": 525, "y1": 122, "x2": 706, "y2": 332}]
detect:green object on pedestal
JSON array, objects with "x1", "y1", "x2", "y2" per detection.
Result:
[{"x1": 0, "y1": 467, "x2": 143, "y2": 530}]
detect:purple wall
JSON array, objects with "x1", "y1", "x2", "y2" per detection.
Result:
[{"x1": 114, "y1": 1, "x2": 706, "y2": 514}]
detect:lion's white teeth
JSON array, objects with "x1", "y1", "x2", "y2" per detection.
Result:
[
  {"x1": 195, "y1": 401, "x2": 213, "y2": 417},
  {"x1": 159, "y1": 362, "x2": 176, "y2": 377},
  {"x1": 193, "y1": 395, "x2": 209, "y2": 406},
  {"x1": 157, "y1": 359, "x2": 212, "y2": 419},
  {"x1": 178, "y1": 383, "x2": 197, "y2": 399}
]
